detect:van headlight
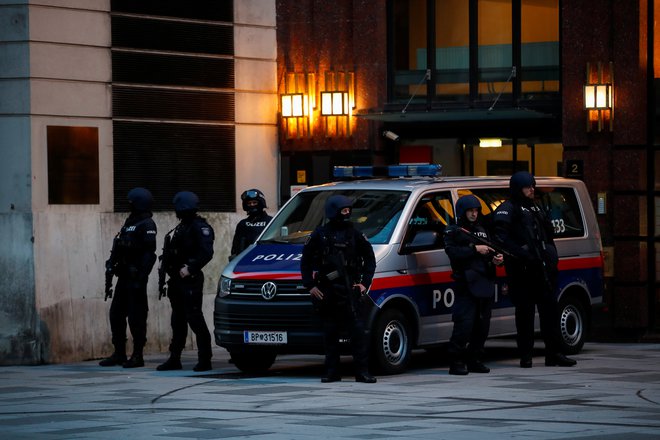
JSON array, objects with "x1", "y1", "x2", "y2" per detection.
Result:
[{"x1": 218, "y1": 276, "x2": 232, "y2": 297}]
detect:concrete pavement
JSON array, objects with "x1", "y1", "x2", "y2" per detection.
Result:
[{"x1": 1, "y1": 340, "x2": 659, "y2": 439}]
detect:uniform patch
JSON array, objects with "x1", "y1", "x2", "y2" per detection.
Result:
[{"x1": 201, "y1": 227, "x2": 211, "y2": 236}]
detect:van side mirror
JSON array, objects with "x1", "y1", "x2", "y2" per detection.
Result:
[{"x1": 403, "y1": 230, "x2": 441, "y2": 254}]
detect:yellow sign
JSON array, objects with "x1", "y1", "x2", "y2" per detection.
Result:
[{"x1": 296, "y1": 170, "x2": 306, "y2": 184}]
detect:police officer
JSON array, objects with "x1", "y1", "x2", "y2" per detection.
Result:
[
  {"x1": 230, "y1": 189, "x2": 272, "y2": 260},
  {"x1": 444, "y1": 195, "x2": 504, "y2": 375},
  {"x1": 100, "y1": 187, "x2": 157, "y2": 368},
  {"x1": 301, "y1": 195, "x2": 377, "y2": 383},
  {"x1": 157, "y1": 191, "x2": 215, "y2": 372},
  {"x1": 493, "y1": 171, "x2": 577, "y2": 368}
]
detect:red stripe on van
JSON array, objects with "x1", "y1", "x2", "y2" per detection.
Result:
[
  {"x1": 558, "y1": 256, "x2": 603, "y2": 270},
  {"x1": 371, "y1": 271, "x2": 454, "y2": 290},
  {"x1": 233, "y1": 272, "x2": 301, "y2": 280}
]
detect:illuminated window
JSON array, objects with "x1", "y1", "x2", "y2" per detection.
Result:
[{"x1": 390, "y1": 0, "x2": 559, "y2": 104}]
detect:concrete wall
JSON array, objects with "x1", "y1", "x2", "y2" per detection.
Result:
[
  {"x1": 0, "y1": 0, "x2": 279, "y2": 364},
  {"x1": 0, "y1": 1, "x2": 40, "y2": 364}
]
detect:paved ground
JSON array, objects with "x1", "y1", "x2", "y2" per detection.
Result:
[{"x1": 1, "y1": 339, "x2": 659, "y2": 439}]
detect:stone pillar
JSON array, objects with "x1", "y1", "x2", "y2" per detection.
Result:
[{"x1": 563, "y1": 1, "x2": 652, "y2": 331}]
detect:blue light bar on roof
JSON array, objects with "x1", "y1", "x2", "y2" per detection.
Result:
[{"x1": 333, "y1": 164, "x2": 442, "y2": 178}]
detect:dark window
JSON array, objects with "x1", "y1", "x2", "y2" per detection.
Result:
[
  {"x1": 111, "y1": 16, "x2": 233, "y2": 55},
  {"x1": 113, "y1": 121, "x2": 235, "y2": 213},
  {"x1": 47, "y1": 126, "x2": 100, "y2": 204},
  {"x1": 110, "y1": 1, "x2": 235, "y2": 212},
  {"x1": 110, "y1": 0, "x2": 233, "y2": 22}
]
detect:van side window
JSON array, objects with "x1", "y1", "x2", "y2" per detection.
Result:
[
  {"x1": 464, "y1": 187, "x2": 586, "y2": 239},
  {"x1": 403, "y1": 191, "x2": 453, "y2": 250},
  {"x1": 536, "y1": 187, "x2": 585, "y2": 238}
]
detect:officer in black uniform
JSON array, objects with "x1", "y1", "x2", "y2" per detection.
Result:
[
  {"x1": 157, "y1": 191, "x2": 215, "y2": 372},
  {"x1": 230, "y1": 188, "x2": 272, "y2": 260},
  {"x1": 100, "y1": 187, "x2": 157, "y2": 368},
  {"x1": 301, "y1": 195, "x2": 377, "y2": 383},
  {"x1": 444, "y1": 195, "x2": 503, "y2": 375},
  {"x1": 493, "y1": 171, "x2": 577, "y2": 368}
]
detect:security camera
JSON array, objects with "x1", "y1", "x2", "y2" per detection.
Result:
[{"x1": 383, "y1": 130, "x2": 400, "y2": 141}]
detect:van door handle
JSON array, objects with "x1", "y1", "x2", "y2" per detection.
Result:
[{"x1": 397, "y1": 269, "x2": 408, "y2": 274}]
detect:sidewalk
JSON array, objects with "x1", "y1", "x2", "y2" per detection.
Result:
[{"x1": 1, "y1": 340, "x2": 659, "y2": 439}]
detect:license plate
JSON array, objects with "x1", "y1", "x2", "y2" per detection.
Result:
[{"x1": 243, "y1": 330, "x2": 287, "y2": 345}]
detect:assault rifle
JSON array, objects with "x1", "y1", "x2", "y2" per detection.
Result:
[
  {"x1": 104, "y1": 233, "x2": 120, "y2": 301},
  {"x1": 157, "y1": 255, "x2": 167, "y2": 300},
  {"x1": 334, "y1": 243, "x2": 379, "y2": 309},
  {"x1": 525, "y1": 203, "x2": 556, "y2": 295},
  {"x1": 158, "y1": 228, "x2": 175, "y2": 300},
  {"x1": 456, "y1": 227, "x2": 516, "y2": 259},
  {"x1": 104, "y1": 266, "x2": 114, "y2": 301}
]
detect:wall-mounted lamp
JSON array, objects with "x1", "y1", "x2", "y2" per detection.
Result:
[
  {"x1": 584, "y1": 62, "x2": 614, "y2": 132},
  {"x1": 281, "y1": 93, "x2": 307, "y2": 118},
  {"x1": 383, "y1": 130, "x2": 400, "y2": 141},
  {"x1": 321, "y1": 70, "x2": 355, "y2": 137},
  {"x1": 584, "y1": 84, "x2": 612, "y2": 110},
  {"x1": 320, "y1": 91, "x2": 350, "y2": 116},
  {"x1": 280, "y1": 72, "x2": 316, "y2": 138},
  {"x1": 478, "y1": 138, "x2": 502, "y2": 148}
]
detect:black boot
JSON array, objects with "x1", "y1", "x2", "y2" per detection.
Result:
[
  {"x1": 157, "y1": 354, "x2": 182, "y2": 371},
  {"x1": 123, "y1": 354, "x2": 144, "y2": 368},
  {"x1": 545, "y1": 353, "x2": 577, "y2": 367},
  {"x1": 193, "y1": 359, "x2": 212, "y2": 372},
  {"x1": 466, "y1": 349, "x2": 490, "y2": 373},
  {"x1": 99, "y1": 352, "x2": 127, "y2": 367},
  {"x1": 355, "y1": 372, "x2": 377, "y2": 383},
  {"x1": 449, "y1": 361, "x2": 469, "y2": 375},
  {"x1": 321, "y1": 373, "x2": 342, "y2": 383},
  {"x1": 467, "y1": 360, "x2": 490, "y2": 373},
  {"x1": 520, "y1": 356, "x2": 533, "y2": 368}
]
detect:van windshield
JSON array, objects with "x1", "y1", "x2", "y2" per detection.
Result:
[{"x1": 259, "y1": 189, "x2": 410, "y2": 245}]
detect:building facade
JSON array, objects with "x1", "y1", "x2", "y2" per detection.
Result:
[
  {"x1": 0, "y1": 0, "x2": 657, "y2": 365},
  {"x1": 275, "y1": 0, "x2": 659, "y2": 338},
  {"x1": 0, "y1": 0, "x2": 278, "y2": 364}
]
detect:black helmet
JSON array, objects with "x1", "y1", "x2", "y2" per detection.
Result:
[
  {"x1": 173, "y1": 191, "x2": 199, "y2": 212},
  {"x1": 241, "y1": 188, "x2": 267, "y2": 214},
  {"x1": 455, "y1": 194, "x2": 481, "y2": 220},
  {"x1": 127, "y1": 187, "x2": 153, "y2": 212},
  {"x1": 509, "y1": 171, "x2": 536, "y2": 202},
  {"x1": 325, "y1": 195, "x2": 353, "y2": 220}
]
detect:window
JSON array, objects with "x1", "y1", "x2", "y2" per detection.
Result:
[
  {"x1": 111, "y1": 1, "x2": 235, "y2": 212},
  {"x1": 47, "y1": 126, "x2": 100, "y2": 204},
  {"x1": 402, "y1": 191, "x2": 454, "y2": 250},
  {"x1": 460, "y1": 186, "x2": 585, "y2": 239},
  {"x1": 259, "y1": 189, "x2": 410, "y2": 245},
  {"x1": 390, "y1": 0, "x2": 559, "y2": 108}
]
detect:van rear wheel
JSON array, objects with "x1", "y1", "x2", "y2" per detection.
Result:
[
  {"x1": 229, "y1": 348, "x2": 277, "y2": 374},
  {"x1": 370, "y1": 309, "x2": 412, "y2": 375},
  {"x1": 557, "y1": 296, "x2": 587, "y2": 355}
]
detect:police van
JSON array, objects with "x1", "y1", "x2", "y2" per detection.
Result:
[{"x1": 214, "y1": 165, "x2": 604, "y2": 374}]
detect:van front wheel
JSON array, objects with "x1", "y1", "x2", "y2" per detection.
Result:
[
  {"x1": 557, "y1": 296, "x2": 587, "y2": 355},
  {"x1": 370, "y1": 309, "x2": 412, "y2": 375}
]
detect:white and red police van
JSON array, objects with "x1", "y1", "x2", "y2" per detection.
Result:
[{"x1": 214, "y1": 165, "x2": 604, "y2": 374}]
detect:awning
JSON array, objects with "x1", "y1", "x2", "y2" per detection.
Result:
[{"x1": 355, "y1": 107, "x2": 554, "y2": 123}]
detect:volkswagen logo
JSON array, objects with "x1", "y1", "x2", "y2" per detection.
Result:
[{"x1": 261, "y1": 281, "x2": 277, "y2": 300}]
